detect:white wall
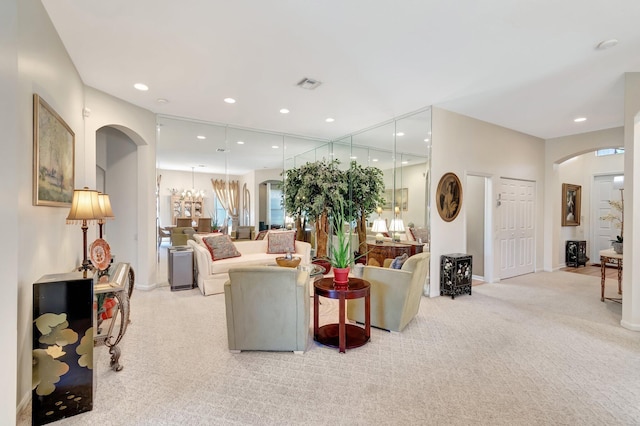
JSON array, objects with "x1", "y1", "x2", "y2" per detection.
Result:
[
  {"x1": 0, "y1": 0, "x2": 18, "y2": 422},
  {"x1": 84, "y1": 87, "x2": 157, "y2": 291},
  {"x1": 622, "y1": 73, "x2": 640, "y2": 331},
  {"x1": 557, "y1": 151, "x2": 624, "y2": 267},
  {"x1": 14, "y1": 0, "x2": 87, "y2": 413},
  {"x1": 543, "y1": 127, "x2": 624, "y2": 271},
  {"x1": 102, "y1": 127, "x2": 138, "y2": 269},
  {"x1": 11, "y1": 2, "x2": 158, "y2": 412},
  {"x1": 430, "y1": 108, "x2": 545, "y2": 293}
]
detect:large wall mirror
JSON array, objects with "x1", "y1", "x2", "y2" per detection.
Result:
[{"x1": 156, "y1": 108, "x2": 431, "y2": 256}]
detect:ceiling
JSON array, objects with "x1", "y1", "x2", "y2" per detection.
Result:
[{"x1": 42, "y1": 0, "x2": 640, "y2": 174}]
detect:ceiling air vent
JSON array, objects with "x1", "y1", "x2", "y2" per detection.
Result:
[
  {"x1": 216, "y1": 148, "x2": 227, "y2": 152},
  {"x1": 296, "y1": 77, "x2": 322, "y2": 90}
]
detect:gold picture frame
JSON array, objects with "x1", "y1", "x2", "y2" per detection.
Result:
[
  {"x1": 561, "y1": 183, "x2": 581, "y2": 226},
  {"x1": 382, "y1": 188, "x2": 408, "y2": 211},
  {"x1": 33, "y1": 94, "x2": 75, "y2": 207},
  {"x1": 436, "y1": 172, "x2": 462, "y2": 222}
]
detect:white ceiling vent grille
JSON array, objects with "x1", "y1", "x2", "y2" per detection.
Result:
[
  {"x1": 216, "y1": 148, "x2": 227, "y2": 152},
  {"x1": 296, "y1": 78, "x2": 322, "y2": 90}
]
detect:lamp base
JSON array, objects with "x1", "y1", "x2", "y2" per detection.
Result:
[{"x1": 375, "y1": 233, "x2": 384, "y2": 244}]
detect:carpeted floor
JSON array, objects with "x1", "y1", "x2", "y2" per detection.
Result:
[{"x1": 19, "y1": 270, "x2": 640, "y2": 425}]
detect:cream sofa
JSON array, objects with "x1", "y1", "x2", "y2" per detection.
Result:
[{"x1": 187, "y1": 234, "x2": 311, "y2": 296}]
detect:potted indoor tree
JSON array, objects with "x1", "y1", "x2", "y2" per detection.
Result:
[
  {"x1": 283, "y1": 159, "x2": 347, "y2": 258},
  {"x1": 347, "y1": 162, "x2": 385, "y2": 254}
]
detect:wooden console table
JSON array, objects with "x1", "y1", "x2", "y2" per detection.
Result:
[
  {"x1": 366, "y1": 242, "x2": 413, "y2": 266},
  {"x1": 314, "y1": 278, "x2": 370, "y2": 353},
  {"x1": 599, "y1": 249, "x2": 622, "y2": 303}
]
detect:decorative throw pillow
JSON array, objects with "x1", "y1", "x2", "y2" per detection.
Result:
[
  {"x1": 255, "y1": 230, "x2": 268, "y2": 240},
  {"x1": 267, "y1": 230, "x2": 296, "y2": 254},
  {"x1": 390, "y1": 253, "x2": 409, "y2": 269},
  {"x1": 367, "y1": 258, "x2": 381, "y2": 267},
  {"x1": 203, "y1": 235, "x2": 241, "y2": 261}
]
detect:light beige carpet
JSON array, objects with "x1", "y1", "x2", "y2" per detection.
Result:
[{"x1": 19, "y1": 271, "x2": 640, "y2": 425}]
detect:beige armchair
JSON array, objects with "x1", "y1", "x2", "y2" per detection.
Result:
[
  {"x1": 347, "y1": 252, "x2": 430, "y2": 332},
  {"x1": 224, "y1": 266, "x2": 310, "y2": 353}
]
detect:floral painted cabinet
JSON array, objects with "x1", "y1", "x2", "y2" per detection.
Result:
[{"x1": 440, "y1": 253, "x2": 473, "y2": 299}]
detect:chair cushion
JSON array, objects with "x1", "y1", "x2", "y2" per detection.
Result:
[
  {"x1": 267, "y1": 230, "x2": 296, "y2": 254},
  {"x1": 237, "y1": 227, "x2": 251, "y2": 239},
  {"x1": 409, "y1": 227, "x2": 428, "y2": 243},
  {"x1": 203, "y1": 235, "x2": 241, "y2": 261},
  {"x1": 390, "y1": 253, "x2": 409, "y2": 269}
]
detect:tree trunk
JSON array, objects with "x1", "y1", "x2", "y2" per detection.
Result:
[
  {"x1": 315, "y1": 211, "x2": 329, "y2": 258},
  {"x1": 295, "y1": 216, "x2": 304, "y2": 241},
  {"x1": 356, "y1": 213, "x2": 367, "y2": 254}
]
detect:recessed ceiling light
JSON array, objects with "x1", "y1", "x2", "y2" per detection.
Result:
[
  {"x1": 395, "y1": 132, "x2": 405, "y2": 137},
  {"x1": 134, "y1": 83, "x2": 149, "y2": 91},
  {"x1": 224, "y1": 98, "x2": 236, "y2": 104},
  {"x1": 156, "y1": 98, "x2": 168, "y2": 104},
  {"x1": 279, "y1": 108, "x2": 289, "y2": 114},
  {"x1": 325, "y1": 118, "x2": 335, "y2": 123},
  {"x1": 372, "y1": 158, "x2": 379, "y2": 162},
  {"x1": 237, "y1": 141, "x2": 244, "y2": 145},
  {"x1": 350, "y1": 156, "x2": 357, "y2": 160},
  {"x1": 574, "y1": 117, "x2": 587, "y2": 122},
  {"x1": 196, "y1": 135, "x2": 206, "y2": 140},
  {"x1": 596, "y1": 39, "x2": 619, "y2": 50},
  {"x1": 272, "y1": 145, "x2": 279, "y2": 149},
  {"x1": 424, "y1": 138, "x2": 430, "y2": 142},
  {"x1": 402, "y1": 160, "x2": 409, "y2": 165}
]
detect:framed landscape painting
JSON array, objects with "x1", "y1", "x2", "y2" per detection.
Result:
[
  {"x1": 33, "y1": 94, "x2": 75, "y2": 207},
  {"x1": 382, "y1": 188, "x2": 408, "y2": 211},
  {"x1": 562, "y1": 183, "x2": 581, "y2": 226}
]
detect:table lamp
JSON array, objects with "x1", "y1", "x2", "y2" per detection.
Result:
[
  {"x1": 371, "y1": 219, "x2": 388, "y2": 244},
  {"x1": 66, "y1": 187, "x2": 104, "y2": 273},
  {"x1": 97, "y1": 192, "x2": 115, "y2": 239},
  {"x1": 389, "y1": 207, "x2": 404, "y2": 242}
]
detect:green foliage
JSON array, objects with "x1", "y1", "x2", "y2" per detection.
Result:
[
  {"x1": 330, "y1": 198, "x2": 353, "y2": 268},
  {"x1": 347, "y1": 161, "x2": 386, "y2": 220},
  {"x1": 283, "y1": 159, "x2": 347, "y2": 222}
]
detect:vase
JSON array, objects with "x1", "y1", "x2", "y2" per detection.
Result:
[
  {"x1": 333, "y1": 267, "x2": 350, "y2": 286},
  {"x1": 612, "y1": 242, "x2": 623, "y2": 254}
]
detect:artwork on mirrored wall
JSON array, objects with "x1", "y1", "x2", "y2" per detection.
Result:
[{"x1": 383, "y1": 188, "x2": 408, "y2": 211}]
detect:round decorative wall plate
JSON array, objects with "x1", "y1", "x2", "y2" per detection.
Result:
[
  {"x1": 90, "y1": 238, "x2": 111, "y2": 271},
  {"x1": 436, "y1": 172, "x2": 462, "y2": 222}
]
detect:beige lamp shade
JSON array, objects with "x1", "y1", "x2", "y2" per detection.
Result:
[
  {"x1": 98, "y1": 193, "x2": 115, "y2": 220},
  {"x1": 371, "y1": 218, "x2": 388, "y2": 244},
  {"x1": 66, "y1": 187, "x2": 103, "y2": 224},
  {"x1": 389, "y1": 218, "x2": 405, "y2": 233}
]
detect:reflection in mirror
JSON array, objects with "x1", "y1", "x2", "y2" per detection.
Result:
[{"x1": 156, "y1": 115, "x2": 327, "y2": 239}]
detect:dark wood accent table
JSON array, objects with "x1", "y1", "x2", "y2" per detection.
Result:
[
  {"x1": 314, "y1": 278, "x2": 370, "y2": 353},
  {"x1": 600, "y1": 249, "x2": 622, "y2": 303},
  {"x1": 366, "y1": 242, "x2": 413, "y2": 266}
]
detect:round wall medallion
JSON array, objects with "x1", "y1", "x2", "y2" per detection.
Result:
[{"x1": 436, "y1": 172, "x2": 462, "y2": 222}]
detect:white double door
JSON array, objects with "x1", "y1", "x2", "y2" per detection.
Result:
[
  {"x1": 591, "y1": 174, "x2": 623, "y2": 262},
  {"x1": 498, "y1": 178, "x2": 535, "y2": 279}
]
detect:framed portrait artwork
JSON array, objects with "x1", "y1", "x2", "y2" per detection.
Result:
[
  {"x1": 33, "y1": 94, "x2": 75, "y2": 207},
  {"x1": 561, "y1": 183, "x2": 581, "y2": 226},
  {"x1": 436, "y1": 172, "x2": 462, "y2": 222},
  {"x1": 382, "y1": 188, "x2": 408, "y2": 211}
]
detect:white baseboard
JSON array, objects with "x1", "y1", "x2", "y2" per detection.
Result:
[{"x1": 621, "y1": 320, "x2": 640, "y2": 331}]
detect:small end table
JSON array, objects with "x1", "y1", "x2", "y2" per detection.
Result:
[
  {"x1": 314, "y1": 278, "x2": 370, "y2": 353},
  {"x1": 599, "y1": 249, "x2": 622, "y2": 303}
]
